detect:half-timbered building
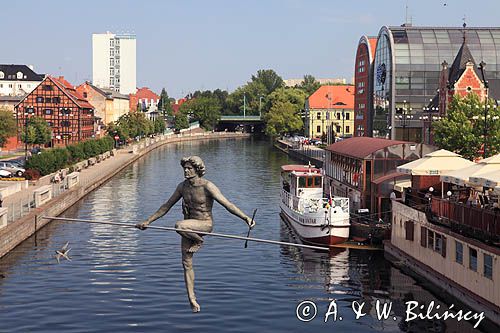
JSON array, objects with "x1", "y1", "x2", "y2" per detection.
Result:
[{"x1": 15, "y1": 76, "x2": 95, "y2": 147}]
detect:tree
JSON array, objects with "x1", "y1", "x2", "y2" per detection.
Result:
[
  {"x1": 28, "y1": 117, "x2": 52, "y2": 146},
  {"x1": 298, "y1": 75, "x2": 321, "y2": 96},
  {"x1": 0, "y1": 107, "x2": 17, "y2": 147},
  {"x1": 251, "y1": 69, "x2": 284, "y2": 95},
  {"x1": 158, "y1": 88, "x2": 174, "y2": 118},
  {"x1": 174, "y1": 113, "x2": 189, "y2": 130},
  {"x1": 433, "y1": 93, "x2": 500, "y2": 159},
  {"x1": 179, "y1": 96, "x2": 221, "y2": 130},
  {"x1": 264, "y1": 101, "x2": 303, "y2": 137}
]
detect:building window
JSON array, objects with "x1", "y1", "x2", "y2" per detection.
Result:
[
  {"x1": 8, "y1": 84, "x2": 12, "y2": 88},
  {"x1": 110, "y1": 58, "x2": 115, "y2": 66},
  {"x1": 16, "y1": 72, "x2": 23, "y2": 79},
  {"x1": 455, "y1": 241, "x2": 463, "y2": 264},
  {"x1": 61, "y1": 108, "x2": 71, "y2": 115},
  {"x1": 316, "y1": 125, "x2": 321, "y2": 133},
  {"x1": 427, "y1": 230, "x2": 434, "y2": 249},
  {"x1": 345, "y1": 113, "x2": 350, "y2": 120},
  {"x1": 336, "y1": 113, "x2": 341, "y2": 120},
  {"x1": 36, "y1": 96, "x2": 44, "y2": 103},
  {"x1": 484, "y1": 254, "x2": 493, "y2": 279},
  {"x1": 83, "y1": 92, "x2": 88, "y2": 98},
  {"x1": 44, "y1": 109, "x2": 53, "y2": 115},
  {"x1": 469, "y1": 248, "x2": 478, "y2": 271},
  {"x1": 346, "y1": 126, "x2": 350, "y2": 133},
  {"x1": 42, "y1": 85, "x2": 53, "y2": 91},
  {"x1": 52, "y1": 97, "x2": 60, "y2": 104},
  {"x1": 404, "y1": 220, "x2": 414, "y2": 241},
  {"x1": 0, "y1": 71, "x2": 4, "y2": 79},
  {"x1": 357, "y1": 81, "x2": 365, "y2": 88},
  {"x1": 61, "y1": 120, "x2": 71, "y2": 127},
  {"x1": 316, "y1": 112, "x2": 321, "y2": 120},
  {"x1": 0, "y1": 84, "x2": 3, "y2": 88},
  {"x1": 18, "y1": 84, "x2": 22, "y2": 88},
  {"x1": 45, "y1": 97, "x2": 51, "y2": 103},
  {"x1": 420, "y1": 227, "x2": 427, "y2": 247}
]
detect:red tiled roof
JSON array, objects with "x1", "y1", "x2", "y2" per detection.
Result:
[
  {"x1": 326, "y1": 137, "x2": 409, "y2": 159},
  {"x1": 136, "y1": 87, "x2": 159, "y2": 100},
  {"x1": 51, "y1": 76, "x2": 94, "y2": 109},
  {"x1": 308, "y1": 85, "x2": 354, "y2": 109}
]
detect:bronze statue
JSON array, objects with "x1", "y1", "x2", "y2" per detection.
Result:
[{"x1": 136, "y1": 156, "x2": 255, "y2": 313}]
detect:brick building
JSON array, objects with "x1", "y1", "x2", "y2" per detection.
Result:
[
  {"x1": 353, "y1": 36, "x2": 377, "y2": 137},
  {"x1": 16, "y1": 76, "x2": 95, "y2": 147}
]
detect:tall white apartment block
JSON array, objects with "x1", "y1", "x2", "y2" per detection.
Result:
[{"x1": 92, "y1": 32, "x2": 136, "y2": 95}]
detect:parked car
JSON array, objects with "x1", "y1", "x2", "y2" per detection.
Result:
[
  {"x1": 0, "y1": 169, "x2": 12, "y2": 178},
  {"x1": 0, "y1": 161, "x2": 25, "y2": 177}
]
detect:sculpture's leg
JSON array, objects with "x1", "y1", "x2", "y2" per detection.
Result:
[
  {"x1": 175, "y1": 219, "x2": 212, "y2": 253},
  {"x1": 181, "y1": 237, "x2": 200, "y2": 313}
]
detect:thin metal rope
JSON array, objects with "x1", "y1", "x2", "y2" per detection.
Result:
[{"x1": 41, "y1": 216, "x2": 330, "y2": 251}]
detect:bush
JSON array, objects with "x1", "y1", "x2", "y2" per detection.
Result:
[
  {"x1": 23, "y1": 169, "x2": 41, "y2": 180},
  {"x1": 26, "y1": 137, "x2": 115, "y2": 176}
]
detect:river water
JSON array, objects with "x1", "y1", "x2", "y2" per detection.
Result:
[{"x1": 0, "y1": 139, "x2": 485, "y2": 332}]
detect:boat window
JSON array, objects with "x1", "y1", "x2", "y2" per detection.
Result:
[
  {"x1": 298, "y1": 177, "x2": 306, "y2": 188},
  {"x1": 306, "y1": 177, "x2": 313, "y2": 187},
  {"x1": 314, "y1": 177, "x2": 321, "y2": 187}
]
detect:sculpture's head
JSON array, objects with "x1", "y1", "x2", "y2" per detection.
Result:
[{"x1": 181, "y1": 156, "x2": 206, "y2": 178}]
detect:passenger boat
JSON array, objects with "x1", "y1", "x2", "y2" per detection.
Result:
[{"x1": 279, "y1": 164, "x2": 350, "y2": 247}]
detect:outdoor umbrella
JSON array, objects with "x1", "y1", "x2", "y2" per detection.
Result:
[{"x1": 440, "y1": 154, "x2": 500, "y2": 186}]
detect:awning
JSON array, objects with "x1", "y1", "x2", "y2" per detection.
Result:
[
  {"x1": 394, "y1": 180, "x2": 412, "y2": 192},
  {"x1": 469, "y1": 170, "x2": 500, "y2": 188},
  {"x1": 372, "y1": 172, "x2": 407, "y2": 185},
  {"x1": 440, "y1": 153, "x2": 500, "y2": 186},
  {"x1": 397, "y1": 149, "x2": 474, "y2": 176}
]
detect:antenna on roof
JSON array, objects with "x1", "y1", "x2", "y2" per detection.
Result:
[{"x1": 462, "y1": 16, "x2": 467, "y2": 43}]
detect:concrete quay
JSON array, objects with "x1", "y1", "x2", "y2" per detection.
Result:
[{"x1": 0, "y1": 131, "x2": 250, "y2": 258}]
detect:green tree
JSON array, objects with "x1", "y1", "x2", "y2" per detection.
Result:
[
  {"x1": 28, "y1": 117, "x2": 52, "y2": 146},
  {"x1": 174, "y1": 113, "x2": 189, "y2": 130},
  {"x1": 158, "y1": 88, "x2": 174, "y2": 118},
  {"x1": 433, "y1": 93, "x2": 500, "y2": 159},
  {"x1": 0, "y1": 107, "x2": 17, "y2": 148},
  {"x1": 179, "y1": 97, "x2": 221, "y2": 130},
  {"x1": 251, "y1": 69, "x2": 284, "y2": 95},
  {"x1": 264, "y1": 101, "x2": 303, "y2": 137},
  {"x1": 298, "y1": 75, "x2": 321, "y2": 96}
]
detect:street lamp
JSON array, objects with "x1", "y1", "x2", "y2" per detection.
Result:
[
  {"x1": 243, "y1": 93, "x2": 246, "y2": 118},
  {"x1": 259, "y1": 96, "x2": 264, "y2": 118},
  {"x1": 24, "y1": 106, "x2": 35, "y2": 161},
  {"x1": 478, "y1": 61, "x2": 489, "y2": 158},
  {"x1": 398, "y1": 100, "x2": 412, "y2": 141}
]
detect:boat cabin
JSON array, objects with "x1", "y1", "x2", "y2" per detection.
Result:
[{"x1": 281, "y1": 164, "x2": 323, "y2": 197}]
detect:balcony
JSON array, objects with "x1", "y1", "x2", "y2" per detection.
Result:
[{"x1": 404, "y1": 191, "x2": 500, "y2": 244}]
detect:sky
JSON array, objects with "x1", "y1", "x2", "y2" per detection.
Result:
[{"x1": 2, "y1": 0, "x2": 500, "y2": 98}]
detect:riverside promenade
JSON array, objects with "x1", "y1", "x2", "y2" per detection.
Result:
[{"x1": 0, "y1": 131, "x2": 250, "y2": 258}]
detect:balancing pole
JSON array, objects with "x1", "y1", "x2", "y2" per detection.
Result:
[{"x1": 41, "y1": 216, "x2": 329, "y2": 251}]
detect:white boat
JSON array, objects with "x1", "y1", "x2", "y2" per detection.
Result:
[{"x1": 279, "y1": 164, "x2": 350, "y2": 247}]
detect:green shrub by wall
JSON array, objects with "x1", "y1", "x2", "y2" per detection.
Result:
[{"x1": 26, "y1": 137, "x2": 114, "y2": 176}]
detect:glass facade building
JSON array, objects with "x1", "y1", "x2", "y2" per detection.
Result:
[{"x1": 371, "y1": 26, "x2": 500, "y2": 142}]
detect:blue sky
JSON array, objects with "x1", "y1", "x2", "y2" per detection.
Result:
[{"x1": 2, "y1": 0, "x2": 500, "y2": 98}]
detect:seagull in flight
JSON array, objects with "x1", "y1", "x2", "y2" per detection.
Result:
[{"x1": 55, "y1": 242, "x2": 71, "y2": 263}]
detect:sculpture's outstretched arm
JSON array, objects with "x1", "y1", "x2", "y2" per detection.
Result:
[
  {"x1": 206, "y1": 181, "x2": 255, "y2": 228},
  {"x1": 137, "y1": 183, "x2": 183, "y2": 228}
]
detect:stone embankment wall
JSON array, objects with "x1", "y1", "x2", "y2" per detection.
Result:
[{"x1": 0, "y1": 132, "x2": 249, "y2": 258}]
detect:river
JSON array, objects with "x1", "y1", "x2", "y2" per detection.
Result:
[{"x1": 0, "y1": 138, "x2": 484, "y2": 332}]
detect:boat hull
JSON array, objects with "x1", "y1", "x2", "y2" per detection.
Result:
[{"x1": 279, "y1": 208, "x2": 349, "y2": 247}]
